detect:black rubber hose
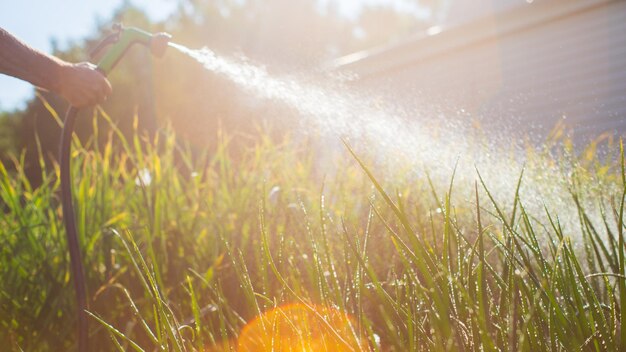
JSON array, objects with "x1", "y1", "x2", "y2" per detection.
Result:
[{"x1": 59, "y1": 106, "x2": 88, "y2": 352}]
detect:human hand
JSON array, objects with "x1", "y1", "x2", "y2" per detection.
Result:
[{"x1": 57, "y1": 62, "x2": 112, "y2": 108}]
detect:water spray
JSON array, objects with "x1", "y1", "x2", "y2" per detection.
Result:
[
  {"x1": 55, "y1": 22, "x2": 605, "y2": 352},
  {"x1": 59, "y1": 24, "x2": 171, "y2": 352}
]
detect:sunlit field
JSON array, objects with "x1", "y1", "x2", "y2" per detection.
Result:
[
  {"x1": 1, "y1": 0, "x2": 625, "y2": 350},
  {"x1": 1, "y1": 107, "x2": 624, "y2": 351}
]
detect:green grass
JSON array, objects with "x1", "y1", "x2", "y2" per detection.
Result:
[{"x1": 0, "y1": 110, "x2": 624, "y2": 351}]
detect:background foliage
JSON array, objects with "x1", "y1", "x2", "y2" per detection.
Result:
[{"x1": 0, "y1": 0, "x2": 436, "y2": 184}]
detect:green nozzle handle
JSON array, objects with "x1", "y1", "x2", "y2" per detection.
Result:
[{"x1": 96, "y1": 26, "x2": 171, "y2": 75}]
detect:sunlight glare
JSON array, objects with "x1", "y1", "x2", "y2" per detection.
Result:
[{"x1": 235, "y1": 303, "x2": 368, "y2": 352}]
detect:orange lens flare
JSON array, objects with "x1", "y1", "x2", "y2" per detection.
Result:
[{"x1": 234, "y1": 303, "x2": 369, "y2": 352}]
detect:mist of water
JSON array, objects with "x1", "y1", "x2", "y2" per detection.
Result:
[{"x1": 170, "y1": 43, "x2": 614, "y2": 240}]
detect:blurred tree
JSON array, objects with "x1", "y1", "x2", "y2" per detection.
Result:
[
  {"x1": 17, "y1": 4, "x2": 164, "y2": 184},
  {"x1": 0, "y1": 111, "x2": 20, "y2": 163},
  {"x1": 357, "y1": 6, "x2": 429, "y2": 49},
  {"x1": 2, "y1": 0, "x2": 441, "y2": 183}
]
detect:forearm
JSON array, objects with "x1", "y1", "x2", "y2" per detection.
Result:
[{"x1": 0, "y1": 27, "x2": 66, "y2": 92}]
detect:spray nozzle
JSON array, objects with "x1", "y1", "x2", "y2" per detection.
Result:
[
  {"x1": 92, "y1": 24, "x2": 171, "y2": 75},
  {"x1": 150, "y1": 32, "x2": 172, "y2": 58}
]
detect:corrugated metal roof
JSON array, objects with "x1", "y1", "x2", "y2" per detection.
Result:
[
  {"x1": 492, "y1": 0, "x2": 626, "y2": 134},
  {"x1": 334, "y1": 0, "x2": 626, "y2": 138}
]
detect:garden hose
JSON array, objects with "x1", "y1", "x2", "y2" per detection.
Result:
[
  {"x1": 58, "y1": 25, "x2": 170, "y2": 351},
  {"x1": 59, "y1": 106, "x2": 88, "y2": 351}
]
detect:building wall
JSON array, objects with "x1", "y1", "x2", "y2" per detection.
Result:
[{"x1": 337, "y1": 0, "x2": 626, "y2": 139}]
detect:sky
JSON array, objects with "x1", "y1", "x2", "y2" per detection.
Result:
[{"x1": 0, "y1": 0, "x2": 430, "y2": 111}]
